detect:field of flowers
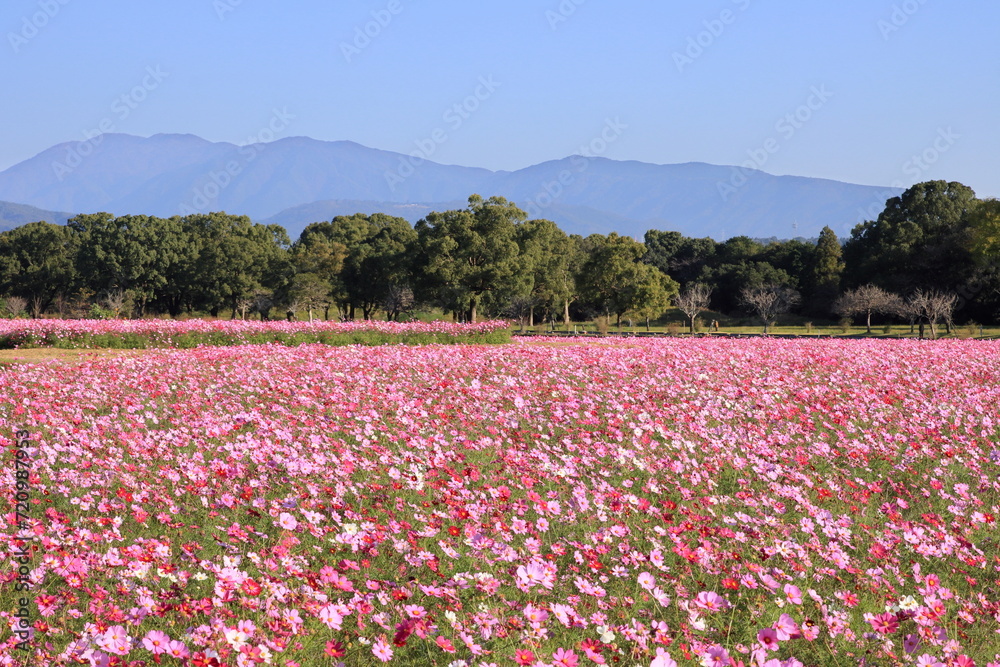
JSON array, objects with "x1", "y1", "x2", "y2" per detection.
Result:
[
  {"x1": 0, "y1": 319, "x2": 511, "y2": 349},
  {"x1": 2, "y1": 338, "x2": 1000, "y2": 667}
]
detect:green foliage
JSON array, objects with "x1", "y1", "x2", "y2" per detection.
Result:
[
  {"x1": 297, "y1": 213, "x2": 415, "y2": 319},
  {"x1": 414, "y1": 195, "x2": 528, "y2": 322},
  {"x1": 577, "y1": 233, "x2": 679, "y2": 325},
  {"x1": 0, "y1": 221, "x2": 76, "y2": 316}
]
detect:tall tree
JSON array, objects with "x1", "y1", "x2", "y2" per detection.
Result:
[
  {"x1": 0, "y1": 222, "x2": 77, "y2": 317},
  {"x1": 68, "y1": 213, "x2": 188, "y2": 316},
  {"x1": 516, "y1": 218, "x2": 572, "y2": 326},
  {"x1": 807, "y1": 226, "x2": 845, "y2": 313},
  {"x1": 843, "y1": 181, "x2": 977, "y2": 295},
  {"x1": 578, "y1": 233, "x2": 679, "y2": 327},
  {"x1": 414, "y1": 195, "x2": 527, "y2": 323},
  {"x1": 299, "y1": 213, "x2": 416, "y2": 320},
  {"x1": 183, "y1": 213, "x2": 290, "y2": 318}
]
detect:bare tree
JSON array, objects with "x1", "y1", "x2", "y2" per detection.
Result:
[
  {"x1": 741, "y1": 285, "x2": 800, "y2": 334},
  {"x1": 251, "y1": 290, "x2": 274, "y2": 321},
  {"x1": 234, "y1": 297, "x2": 254, "y2": 321},
  {"x1": 907, "y1": 290, "x2": 958, "y2": 340},
  {"x1": 675, "y1": 283, "x2": 712, "y2": 334},
  {"x1": 2, "y1": 296, "x2": 28, "y2": 318},
  {"x1": 384, "y1": 285, "x2": 414, "y2": 322},
  {"x1": 832, "y1": 285, "x2": 898, "y2": 334},
  {"x1": 100, "y1": 289, "x2": 130, "y2": 318},
  {"x1": 505, "y1": 296, "x2": 535, "y2": 333}
]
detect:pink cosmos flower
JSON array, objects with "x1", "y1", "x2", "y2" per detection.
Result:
[
  {"x1": 523, "y1": 603, "x2": 549, "y2": 625},
  {"x1": 915, "y1": 655, "x2": 944, "y2": 667},
  {"x1": 142, "y1": 630, "x2": 170, "y2": 654},
  {"x1": 757, "y1": 627, "x2": 779, "y2": 651},
  {"x1": 783, "y1": 584, "x2": 802, "y2": 604},
  {"x1": 277, "y1": 512, "x2": 297, "y2": 530},
  {"x1": 703, "y1": 645, "x2": 731, "y2": 667},
  {"x1": 96, "y1": 626, "x2": 130, "y2": 656},
  {"x1": 165, "y1": 640, "x2": 189, "y2": 659},
  {"x1": 870, "y1": 612, "x2": 899, "y2": 635},
  {"x1": 637, "y1": 572, "x2": 656, "y2": 591},
  {"x1": 552, "y1": 647, "x2": 579, "y2": 667},
  {"x1": 774, "y1": 614, "x2": 800, "y2": 640},
  {"x1": 650, "y1": 648, "x2": 678, "y2": 667},
  {"x1": 372, "y1": 639, "x2": 393, "y2": 662},
  {"x1": 694, "y1": 591, "x2": 729, "y2": 612}
]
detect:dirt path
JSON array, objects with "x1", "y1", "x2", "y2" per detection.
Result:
[{"x1": 0, "y1": 348, "x2": 151, "y2": 366}]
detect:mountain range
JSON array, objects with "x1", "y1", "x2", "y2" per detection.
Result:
[{"x1": 0, "y1": 133, "x2": 901, "y2": 240}]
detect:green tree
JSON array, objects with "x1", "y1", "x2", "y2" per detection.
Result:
[
  {"x1": 299, "y1": 213, "x2": 416, "y2": 320},
  {"x1": 183, "y1": 213, "x2": 290, "y2": 318},
  {"x1": 414, "y1": 195, "x2": 527, "y2": 323},
  {"x1": 843, "y1": 181, "x2": 977, "y2": 294},
  {"x1": 577, "y1": 233, "x2": 679, "y2": 327},
  {"x1": 0, "y1": 221, "x2": 77, "y2": 317},
  {"x1": 968, "y1": 198, "x2": 1000, "y2": 263},
  {"x1": 806, "y1": 226, "x2": 844, "y2": 313},
  {"x1": 516, "y1": 218, "x2": 572, "y2": 326},
  {"x1": 643, "y1": 230, "x2": 717, "y2": 286},
  {"x1": 67, "y1": 213, "x2": 188, "y2": 316}
]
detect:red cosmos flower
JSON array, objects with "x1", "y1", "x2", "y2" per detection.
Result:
[
  {"x1": 394, "y1": 619, "x2": 416, "y2": 646},
  {"x1": 325, "y1": 641, "x2": 346, "y2": 658},
  {"x1": 436, "y1": 636, "x2": 456, "y2": 653},
  {"x1": 514, "y1": 649, "x2": 536, "y2": 665},
  {"x1": 188, "y1": 653, "x2": 220, "y2": 667},
  {"x1": 448, "y1": 525, "x2": 461, "y2": 536},
  {"x1": 240, "y1": 579, "x2": 262, "y2": 596}
]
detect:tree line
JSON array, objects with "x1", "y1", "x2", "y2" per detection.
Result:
[{"x1": 1, "y1": 182, "x2": 998, "y2": 330}]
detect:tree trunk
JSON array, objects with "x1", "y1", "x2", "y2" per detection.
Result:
[
  {"x1": 529, "y1": 305, "x2": 534, "y2": 328},
  {"x1": 646, "y1": 317, "x2": 650, "y2": 332},
  {"x1": 563, "y1": 299, "x2": 571, "y2": 328},
  {"x1": 469, "y1": 297, "x2": 477, "y2": 324},
  {"x1": 689, "y1": 315, "x2": 695, "y2": 334},
  {"x1": 866, "y1": 310, "x2": 872, "y2": 334}
]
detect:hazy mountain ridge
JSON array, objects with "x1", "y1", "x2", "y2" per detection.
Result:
[
  {"x1": 0, "y1": 134, "x2": 902, "y2": 240},
  {"x1": 0, "y1": 200, "x2": 75, "y2": 232}
]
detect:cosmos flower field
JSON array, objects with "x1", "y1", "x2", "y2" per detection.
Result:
[{"x1": 2, "y1": 338, "x2": 1000, "y2": 667}]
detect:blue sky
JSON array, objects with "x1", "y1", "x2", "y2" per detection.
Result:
[{"x1": 3, "y1": 0, "x2": 997, "y2": 197}]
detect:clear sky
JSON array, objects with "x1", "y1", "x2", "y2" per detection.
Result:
[{"x1": 2, "y1": 0, "x2": 997, "y2": 197}]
